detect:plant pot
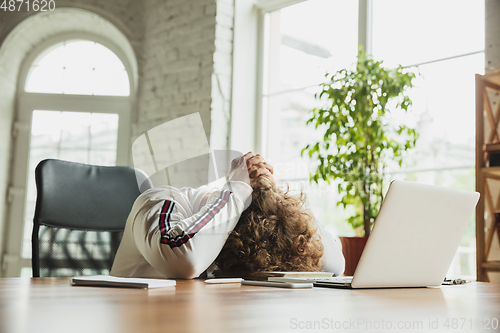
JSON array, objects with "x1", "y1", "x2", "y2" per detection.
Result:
[{"x1": 339, "y1": 236, "x2": 368, "y2": 276}]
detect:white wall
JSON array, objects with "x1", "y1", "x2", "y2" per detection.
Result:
[{"x1": 486, "y1": 0, "x2": 500, "y2": 74}]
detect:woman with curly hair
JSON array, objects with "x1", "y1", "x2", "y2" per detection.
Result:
[
  {"x1": 111, "y1": 152, "x2": 344, "y2": 279},
  {"x1": 216, "y1": 174, "x2": 344, "y2": 275}
]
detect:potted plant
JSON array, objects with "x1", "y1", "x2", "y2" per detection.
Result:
[{"x1": 302, "y1": 48, "x2": 418, "y2": 275}]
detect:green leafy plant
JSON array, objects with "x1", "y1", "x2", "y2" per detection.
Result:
[{"x1": 302, "y1": 48, "x2": 418, "y2": 236}]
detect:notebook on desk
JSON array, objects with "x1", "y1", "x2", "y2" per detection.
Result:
[
  {"x1": 71, "y1": 275, "x2": 176, "y2": 289},
  {"x1": 271, "y1": 180, "x2": 479, "y2": 289}
]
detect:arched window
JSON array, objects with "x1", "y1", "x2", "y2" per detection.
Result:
[
  {"x1": 5, "y1": 37, "x2": 133, "y2": 277},
  {"x1": 25, "y1": 40, "x2": 130, "y2": 96}
]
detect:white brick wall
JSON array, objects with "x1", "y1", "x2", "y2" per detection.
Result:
[
  {"x1": 135, "y1": 0, "x2": 221, "y2": 140},
  {"x1": 486, "y1": 0, "x2": 500, "y2": 73}
]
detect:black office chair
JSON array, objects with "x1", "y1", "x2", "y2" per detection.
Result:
[{"x1": 32, "y1": 159, "x2": 152, "y2": 277}]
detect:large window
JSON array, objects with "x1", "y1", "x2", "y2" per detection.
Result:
[
  {"x1": 260, "y1": 0, "x2": 484, "y2": 279},
  {"x1": 22, "y1": 110, "x2": 119, "y2": 260},
  {"x1": 261, "y1": 1, "x2": 359, "y2": 237},
  {"x1": 372, "y1": 0, "x2": 484, "y2": 280},
  {"x1": 3, "y1": 39, "x2": 132, "y2": 277}
]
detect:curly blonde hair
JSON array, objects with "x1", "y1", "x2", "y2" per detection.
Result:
[{"x1": 216, "y1": 176, "x2": 324, "y2": 272}]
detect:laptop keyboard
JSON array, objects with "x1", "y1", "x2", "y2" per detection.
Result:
[{"x1": 315, "y1": 276, "x2": 353, "y2": 283}]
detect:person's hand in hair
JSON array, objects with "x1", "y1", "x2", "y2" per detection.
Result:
[
  {"x1": 245, "y1": 152, "x2": 273, "y2": 179},
  {"x1": 228, "y1": 151, "x2": 274, "y2": 182}
]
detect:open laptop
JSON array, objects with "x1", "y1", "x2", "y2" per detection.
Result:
[{"x1": 271, "y1": 180, "x2": 480, "y2": 289}]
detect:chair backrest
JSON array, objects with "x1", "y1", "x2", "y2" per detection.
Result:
[{"x1": 32, "y1": 159, "x2": 151, "y2": 277}]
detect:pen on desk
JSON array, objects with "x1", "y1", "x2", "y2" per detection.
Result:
[{"x1": 204, "y1": 278, "x2": 243, "y2": 284}]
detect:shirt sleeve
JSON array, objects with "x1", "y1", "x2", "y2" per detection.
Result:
[
  {"x1": 316, "y1": 221, "x2": 345, "y2": 276},
  {"x1": 131, "y1": 181, "x2": 252, "y2": 279}
]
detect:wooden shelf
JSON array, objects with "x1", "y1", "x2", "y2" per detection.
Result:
[
  {"x1": 481, "y1": 167, "x2": 500, "y2": 179},
  {"x1": 484, "y1": 143, "x2": 500, "y2": 152},
  {"x1": 482, "y1": 261, "x2": 500, "y2": 271},
  {"x1": 476, "y1": 73, "x2": 500, "y2": 282},
  {"x1": 484, "y1": 72, "x2": 500, "y2": 86}
]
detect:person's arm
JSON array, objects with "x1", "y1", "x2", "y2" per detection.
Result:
[
  {"x1": 132, "y1": 181, "x2": 252, "y2": 279},
  {"x1": 131, "y1": 152, "x2": 272, "y2": 279},
  {"x1": 315, "y1": 221, "x2": 345, "y2": 276}
]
